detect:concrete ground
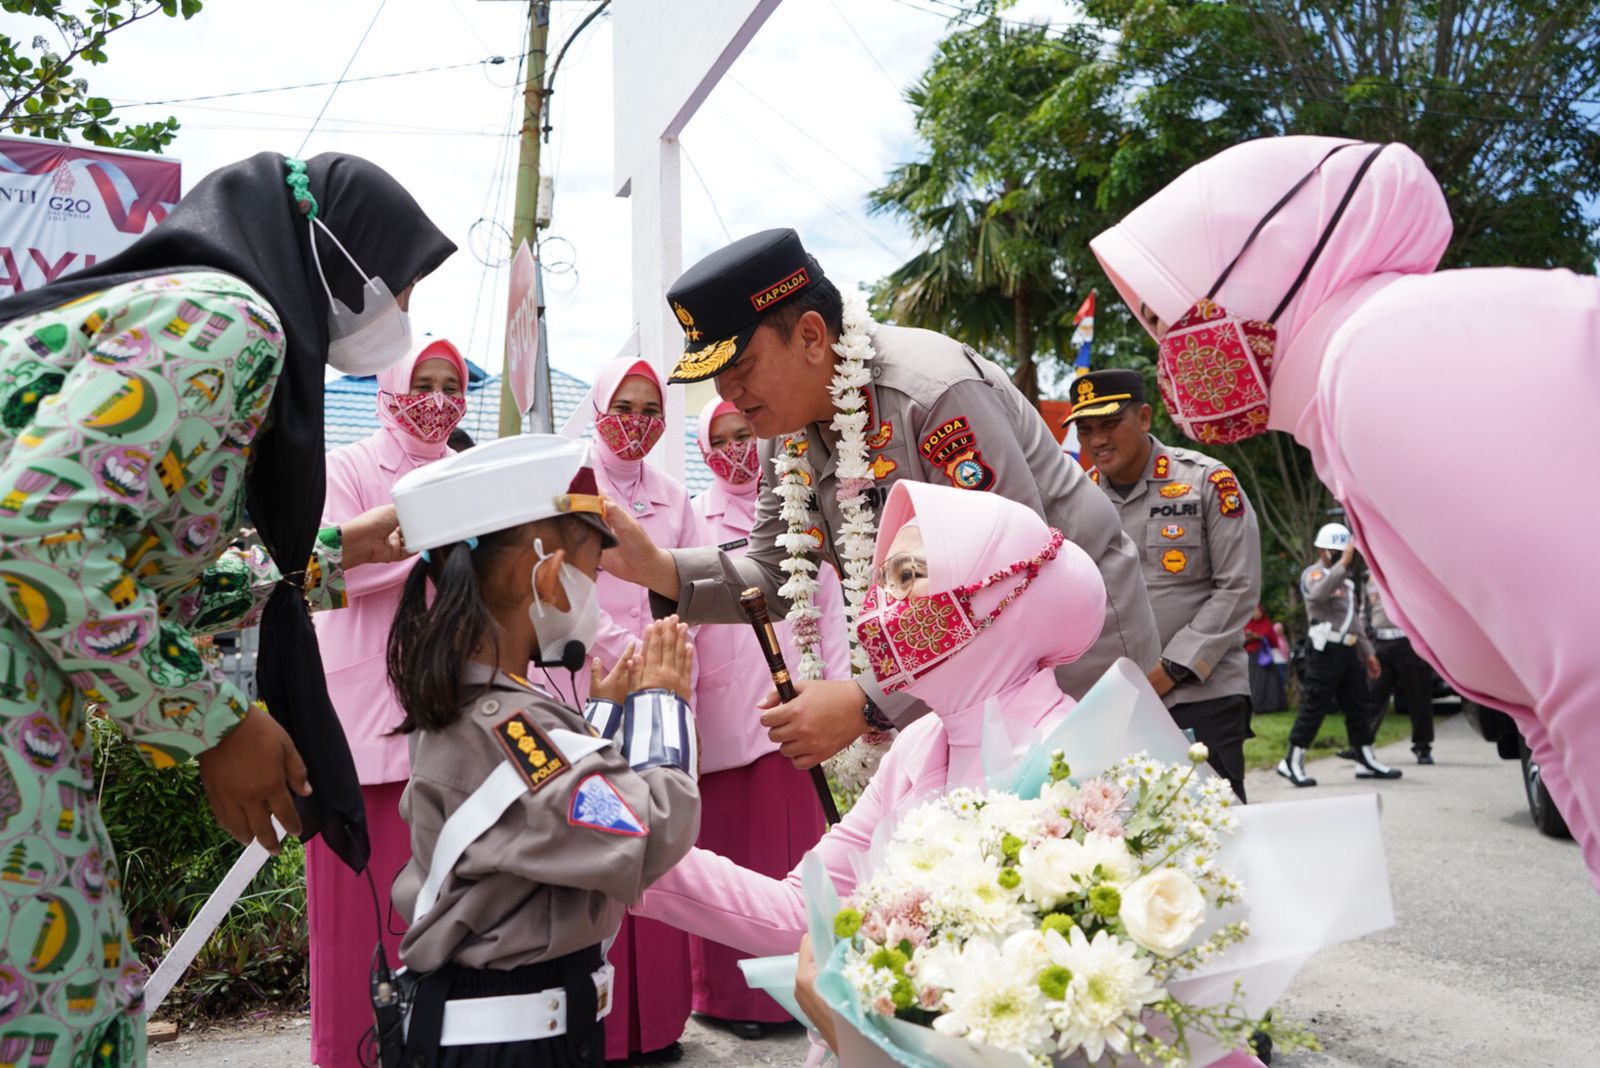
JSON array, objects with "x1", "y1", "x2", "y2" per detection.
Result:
[{"x1": 153, "y1": 714, "x2": 1598, "y2": 1067}]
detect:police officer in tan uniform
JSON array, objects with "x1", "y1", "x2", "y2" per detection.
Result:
[
  {"x1": 602, "y1": 229, "x2": 1159, "y2": 768},
  {"x1": 1279, "y1": 523, "x2": 1400, "y2": 787},
  {"x1": 385, "y1": 435, "x2": 702, "y2": 1067},
  {"x1": 1364, "y1": 571, "x2": 1435, "y2": 764},
  {"x1": 1066, "y1": 369, "x2": 1261, "y2": 800}
]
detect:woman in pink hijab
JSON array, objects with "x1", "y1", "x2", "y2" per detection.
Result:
[
  {"x1": 1092, "y1": 135, "x2": 1600, "y2": 891},
  {"x1": 310, "y1": 337, "x2": 468, "y2": 1068},
  {"x1": 687, "y1": 397, "x2": 850, "y2": 1038},
  {"x1": 581, "y1": 355, "x2": 702, "y2": 1061}
]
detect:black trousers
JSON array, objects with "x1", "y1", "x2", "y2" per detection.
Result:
[
  {"x1": 1371, "y1": 636, "x2": 1434, "y2": 749},
  {"x1": 401, "y1": 946, "x2": 605, "y2": 1068},
  {"x1": 1289, "y1": 643, "x2": 1379, "y2": 750},
  {"x1": 1169, "y1": 693, "x2": 1254, "y2": 803}
]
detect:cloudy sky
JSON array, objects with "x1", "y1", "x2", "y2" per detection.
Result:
[{"x1": 0, "y1": 0, "x2": 1064, "y2": 387}]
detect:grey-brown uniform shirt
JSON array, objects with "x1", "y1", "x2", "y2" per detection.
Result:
[
  {"x1": 1364, "y1": 573, "x2": 1404, "y2": 638},
  {"x1": 393, "y1": 665, "x2": 700, "y2": 975},
  {"x1": 1300, "y1": 560, "x2": 1375, "y2": 659},
  {"x1": 1092, "y1": 436, "x2": 1260, "y2": 707},
  {"x1": 655, "y1": 323, "x2": 1160, "y2": 726}
]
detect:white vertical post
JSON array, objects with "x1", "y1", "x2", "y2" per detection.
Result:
[{"x1": 630, "y1": 138, "x2": 685, "y2": 476}]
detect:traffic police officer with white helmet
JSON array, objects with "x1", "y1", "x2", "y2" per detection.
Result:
[{"x1": 1280, "y1": 522, "x2": 1400, "y2": 787}]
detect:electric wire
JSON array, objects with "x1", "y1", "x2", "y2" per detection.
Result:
[
  {"x1": 297, "y1": 0, "x2": 390, "y2": 156},
  {"x1": 681, "y1": 143, "x2": 733, "y2": 243}
]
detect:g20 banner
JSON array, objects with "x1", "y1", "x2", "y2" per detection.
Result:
[{"x1": 0, "y1": 134, "x2": 182, "y2": 294}]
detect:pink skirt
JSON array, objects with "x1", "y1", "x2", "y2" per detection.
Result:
[
  {"x1": 689, "y1": 752, "x2": 828, "y2": 1022},
  {"x1": 306, "y1": 781, "x2": 411, "y2": 1068},
  {"x1": 605, "y1": 912, "x2": 692, "y2": 1059}
]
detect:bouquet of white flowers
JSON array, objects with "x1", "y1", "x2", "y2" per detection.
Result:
[
  {"x1": 831, "y1": 748, "x2": 1296, "y2": 1066},
  {"x1": 741, "y1": 661, "x2": 1396, "y2": 1068}
]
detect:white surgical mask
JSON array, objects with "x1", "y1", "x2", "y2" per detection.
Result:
[
  {"x1": 309, "y1": 216, "x2": 414, "y2": 375},
  {"x1": 528, "y1": 538, "x2": 602, "y2": 669}
]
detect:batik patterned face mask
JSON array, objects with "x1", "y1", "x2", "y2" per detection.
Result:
[
  {"x1": 853, "y1": 529, "x2": 1064, "y2": 693},
  {"x1": 595, "y1": 412, "x2": 665, "y2": 461},
  {"x1": 706, "y1": 438, "x2": 760, "y2": 485},
  {"x1": 381, "y1": 390, "x2": 466, "y2": 443}
]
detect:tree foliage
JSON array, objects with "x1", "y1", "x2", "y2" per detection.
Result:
[
  {"x1": 0, "y1": 0, "x2": 204, "y2": 153},
  {"x1": 872, "y1": 0, "x2": 1600, "y2": 612}
]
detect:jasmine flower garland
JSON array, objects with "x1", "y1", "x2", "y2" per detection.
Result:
[{"x1": 773, "y1": 291, "x2": 893, "y2": 796}]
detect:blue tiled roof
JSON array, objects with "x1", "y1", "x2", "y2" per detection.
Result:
[{"x1": 326, "y1": 362, "x2": 712, "y2": 494}]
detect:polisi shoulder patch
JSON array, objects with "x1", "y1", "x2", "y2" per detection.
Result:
[{"x1": 492, "y1": 711, "x2": 570, "y2": 794}]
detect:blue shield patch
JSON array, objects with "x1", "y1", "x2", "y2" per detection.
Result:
[{"x1": 568, "y1": 774, "x2": 647, "y2": 837}]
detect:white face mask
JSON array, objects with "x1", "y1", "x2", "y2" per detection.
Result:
[
  {"x1": 309, "y1": 216, "x2": 414, "y2": 376},
  {"x1": 528, "y1": 538, "x2": 602, "y2": 669}
]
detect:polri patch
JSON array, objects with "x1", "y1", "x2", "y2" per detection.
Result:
[
  {"x1": 942, "y1": 447, "x2": 995, "y2": 491},
  {"x1": 1160, "y1": 483, "x2": 1192, "y2": 498},
  {"x1": 1160, "y1": 524, "x2": 1185, "y2": 540},
  {"x1": 492, "y1": 711, "x2": 570, "y2": 794},
  {"x1": 1218, "y1": 489, "x2": 1246, "y2": 518},
  {"x1": 1161, "y1": 549, "x2": 1188, "y2": 574},
  {"x1": 568, "y1": 774, "x2": 647, "y2": 837}
]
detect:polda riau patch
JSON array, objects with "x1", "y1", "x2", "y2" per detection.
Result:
[
  {"x1": 492, "y1": 711, "x2": 570, "y2": 794},
  {"x1": 568, "y1": 774, "x2": 647, "y2": 837}
]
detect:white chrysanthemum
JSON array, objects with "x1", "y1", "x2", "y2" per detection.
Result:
[
  {"x1": 943, "y1": 862, "x2": 1033, "y2": 938},
  {"x1": 1078, "y1": 831, "x2": 1138, "y2": 887},
  {"x1": 1045, "y1": 927, "x2": 1164, "y2": 1062},
  {"x1": 929, "y1": 937, "x2": 1055, "y2": 1058}
]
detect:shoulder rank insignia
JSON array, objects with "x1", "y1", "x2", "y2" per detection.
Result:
[
  {"x1": 1160, "y1": 483, "x2": 1192, "y2": 498},
  {"x1": 1153, "y1": 455, "x2": 1170, "y2": 479},
  {"x1": 492, "y1": 711, "x2": 570, "y2": 794},
  {"x1": 1089, "y1": 468, "x2": 1101, "y2": 484},
  {"x1": 1161, "y1": 549, "x2": 1188, "y2": 574},
  {"x1": 568, "y1": 774, "x2": 647, "y2": 837}
]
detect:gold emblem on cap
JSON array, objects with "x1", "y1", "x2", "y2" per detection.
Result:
[
  {"x1": 671, "y1": 337, "x2": 738, "y2": 381},
  {"x1": 1077, "y1": 379, "x2": 1097, "y2": 402},
  {"x1": 672, "y1": 301, "x2": 702, "y2": 342}
]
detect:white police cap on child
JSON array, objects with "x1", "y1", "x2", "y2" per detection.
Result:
[{"x1": 393, "y1": 433, "x2": 611, "y2": 552}]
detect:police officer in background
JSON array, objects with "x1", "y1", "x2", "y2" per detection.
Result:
[
  {"x1": 1067, "y1": 369, "x2": 1261, "y2": 800},
  {"x1": 1280, "y1": 524, "x2": 1401, "y2": 787},
  {"x1": 1365, "y1": 571, "x2": 1435, "y2": 764},
  {"x1": 602, "y1": 230, "x2": 1159, "y2": 767}
]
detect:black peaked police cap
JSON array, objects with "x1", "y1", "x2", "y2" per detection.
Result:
[
  {"x1": 666, "y1": 228, "x2": 824, "y2": 383},
  {"x1": 1061, "y1": 368, "x2": 1147, "y2": 425}
]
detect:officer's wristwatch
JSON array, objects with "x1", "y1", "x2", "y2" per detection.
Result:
[
  {"x1": 861, "y1": 693, "x2": 894, "y2": 734},
  {"x1": 1160, "y1": 658, "x2": 1196, "y2": 685}
]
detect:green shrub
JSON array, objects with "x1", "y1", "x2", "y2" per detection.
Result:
[{"x1": 92, "y1": 715, "x2": 309, "y2": 1022}]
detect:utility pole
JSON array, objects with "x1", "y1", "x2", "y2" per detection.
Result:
[{"x1": 499, "y1": 0, "x2": 550, "y2": 439}]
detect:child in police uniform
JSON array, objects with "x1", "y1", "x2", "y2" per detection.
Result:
[{"x1": 384, "y1": 434, "x2": 702, "y2": 1067}]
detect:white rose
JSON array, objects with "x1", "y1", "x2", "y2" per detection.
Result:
[
  {"x1": 1118, "y1": 868, "x2": 1206, "y2": 957},
  {"x1": 1079, "y1": 831, "x2": 1138, "y2": 887},
  {"x1": 1017, "y1": 838, "x2": 1083, "y2": 909}
]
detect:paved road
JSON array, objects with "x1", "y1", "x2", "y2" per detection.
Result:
[{"x1": 154, "y1": 715, "x2": 1597, "y2": 1066}]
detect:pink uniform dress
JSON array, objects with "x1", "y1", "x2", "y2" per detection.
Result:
[
  {"x1": 1091, "y1": 135, "x2": 1600, "y2": 891},
  {"x1": 687, "y1": 398, "x2": 850, "y2": 1024},
  {"x1": 308, "y1": 338, "x2": 468, "y2": 1068},
  {"x1": 579, "y1": 356, "x2": 702, "y2": 1059},
  {"x1": 637, "y1": 481, "x2": 1266, "y2": 1065}
]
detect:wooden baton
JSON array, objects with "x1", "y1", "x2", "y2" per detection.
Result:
[{"x1": 739, "y1": 587, "x2": 842, "y2": 825}]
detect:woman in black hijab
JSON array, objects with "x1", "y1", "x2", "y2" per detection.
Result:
[{"x1": 0, "y1": 152, "x2": 452, "y2": 1064}]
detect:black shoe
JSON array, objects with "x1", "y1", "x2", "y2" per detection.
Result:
[
  {"x1": 1276, "y1": 746, "x2": 1317, "y2": 788},
  {"x1": 1335, "y1": 747, "x2": 1358, "y2": 761},
  {"x1": 1352, "y1": 745, "x2": 1402, "y2": 779},
  {"x1": 617, "y1": 1042, "x2": 684, "y2": 1065},
  {"x1": 727, "y1": 1021, "x2": 764, "y2": 1041},
  {"x1": 1250, "y1": 1029, "x2": 1274, "y2": 1065},
  {"x1": 1415, "y1": 748, "x2": 1434, "y2": 765}
]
